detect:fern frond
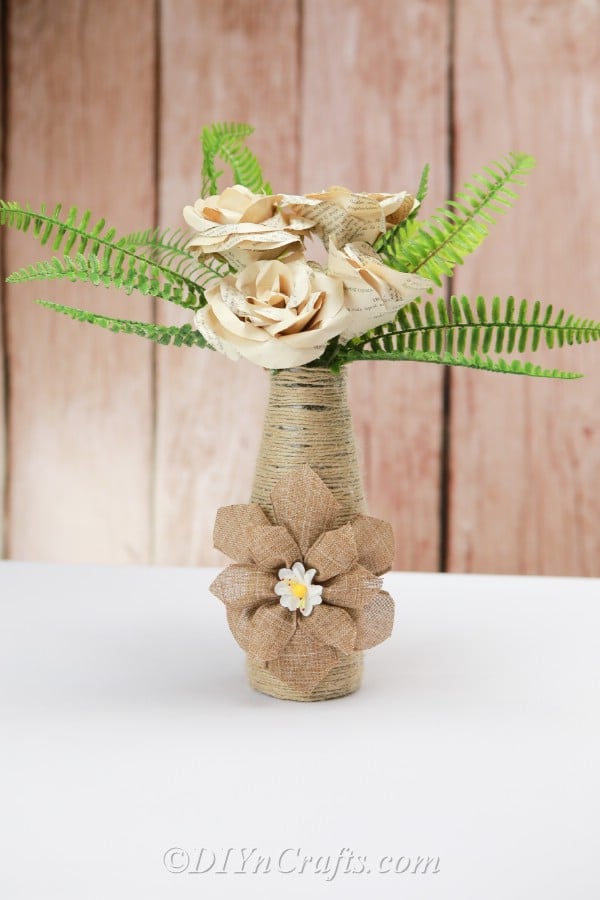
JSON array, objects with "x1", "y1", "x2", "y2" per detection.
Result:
[
  {"x1": 7, "y1": 252, "x2": 205, "y2": 309},
  {"x1": 415, "y1": 163, "x2": 430, "y2": 205},
  {"x1": 200, "y1": 122, "x2": 271, "y2": 197},
  {"x1": 345, "y1": 296, "x2": 600, "y2": 358},
  {"x1": 36, "y1": 301, "x2": 208, "y2": 348},
  {"x1": 0, "y1": 202, "x2": 206, "y2": 308},
  {"x1": 338, "y1": 346, "x2": 582, "y2": 380},
  {"x1": 118, "y1": 225, "x2": 229, "y2": 286},
  {"x1": 0, "y1": 200, "x2": 119, "y2": 254},
  {"x1": 375, "y1": 153, "x2": 536, "y2": 285}
]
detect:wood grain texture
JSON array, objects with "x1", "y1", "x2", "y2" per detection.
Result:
[
  {"x1": 154, "y1": 0, "x2": 300, "y2": 564},
  {"x1": 4, "y1": 0, "x2": 156, "y2": 562},
  {"x1": 302, "y1": 0, "x2": 450, "y2": 571},
  {"x1": 0, "y1": 5, "x2": 5, "y2": 557},
  {"x1": 1, "y1": 0, "x2": 598, "y2": 574},
  {"x1": 448, "y1": 0, "x2": 600, "y2": 574}
]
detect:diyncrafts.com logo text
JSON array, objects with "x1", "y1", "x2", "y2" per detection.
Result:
[{"x1": 163, "y1": 846, "x2": 441, "y2": 881}]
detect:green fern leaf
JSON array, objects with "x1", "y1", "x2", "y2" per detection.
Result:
[
  {"x1": 415, "y1": 163, "x2": 430, "y2": 205},
  {"x1": 375, "y1": 153, "x2": 536, "y2": 285},
  {"x1": 0, "y1": 202, "x2": 207, "y2": 309},
  {"x1": 338, "y1": 346, "x2": 582, "y2": 379},
  {"x1": 36, "y1": 301, "x2": 209, "y2": 348},
  {"x1": 117, "y1": 225, "x2": 229, "y2": 286},
  {"x1": 200, "y1": 122, "x2": 271, "y2": 197},
  {"x1": 7, "y1": 251, "x2": 205, "y2": 309},
  {"x1": 345, "y1": 295, "x2": 600, "y2": 362}
]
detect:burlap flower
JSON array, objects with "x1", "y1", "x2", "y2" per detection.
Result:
[
  {"x1": 194, "y1": 258, "x2": 349, "y2": 369},
  {"x1": 280, "y1": 186, "x2": 418, "y2": 247},
  {"x1": 183, "y1": 184, "x2": 314, "y2": 270},
  {"x1": 328, "y1": 240, "x2": 434, "y2": 341},
  {"x1": 210, "y1": 465, "x2": 395, "y2": 693}
]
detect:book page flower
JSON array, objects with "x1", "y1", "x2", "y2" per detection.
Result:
[
  {"x1": 183, "y1": 184, "x2": 314, "y2": 270},
  {"x1": 280, "y1": 186, "x2": 418, "y2": 247},
  {"x1": 327, "y1": 240, "x2": 434, "y2": 341},
  {"x1": 210, "y1": 465, "x2": 395, "y2": 694},
  {"x1": 194, "y1": 258, "x2": 349, "y2": 369}
]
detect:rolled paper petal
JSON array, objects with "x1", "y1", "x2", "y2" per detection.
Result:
[
  {"x1": 194, "y1": 259, "x2": 350, "y2": 369},
  {"x1": 210, "y1": 564, "x2": 276, "y2": 609},
  {"x1": 353, "y1": 590, "x2": 395, "y2": 650},
  {"x1": 270, "y1": 465, "x2": 340, "y2": 555},
  {"x1": 248, "y1": 603, "x2": 297, "y2": 662},
  {"x1": 300, "y1": 604, "x2": 357, "y2": 653},
  {"x1": 369, "y1": 191, "x2": 419, "y2": 226},
  {"x1": 323, "y1": 564, "x2": 382, "y2": 609},
  {"x1": 183, "y1": 185, "x2": 313, "y2": 268},
  {"x1": 213, "y1": 503, "x2": 270, "y2": 563},
  {"x1": 183, "y1": 185, "x2": 275, "y2": 228},
  {"x1": 226, "y1": 605, "x2": 255, "y2": 651},
  {"x1": 266, "y1": 628, "x2": 340, "y2": 693},
  {"x1": 350, "y1": 515, "x2": 396, "y2": 575},
  {"x1": 327, "y1": 240, "x2": 434, "y2": 342},
  {"x1": 280, "y1": 187, "x2": 386, "y2": 246},
  {"x1": 305, "y1": 523, "x2": 358, "y2": 582},
  {"x1": 280, "y1": 188, "x2": 418, "y2": 247},
  {"x1": 247, "y1": 525, "x2": 302, "y2": 571}
]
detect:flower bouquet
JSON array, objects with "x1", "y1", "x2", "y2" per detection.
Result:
[{"x1": 2, "y1": 122, "x2": 599, "y2": 701}]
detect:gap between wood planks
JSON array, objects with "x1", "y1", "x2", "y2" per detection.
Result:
[{"x1": 439, "y1": 0, "x2": 456, "y2": 573}]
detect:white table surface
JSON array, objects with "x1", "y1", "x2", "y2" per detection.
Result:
[{"x1": 1, "y1": 561, "x2": 598, "y2": 899}]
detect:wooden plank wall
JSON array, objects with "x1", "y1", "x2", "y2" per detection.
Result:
[
  {"x1": 449, "y1": 0, "x2": 600, "y2": 576},
  {"x1": 1, "y1": 0, "x2": 598, "y2": 575},
  {"x1": 4, "y1": 0, "x2": 156, "y2": 563}
]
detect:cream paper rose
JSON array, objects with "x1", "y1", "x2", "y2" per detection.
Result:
[
  {"x1": 194, "y1": 258, "x2": 349, "y2": 369},
  {"x1": 280, "y1": 186, "x2": 419, "y2": 247},
  {"x1": 183, "y1": 184, "x2": 314, "y2": 270},
  {"x1": 328, "y1": 240, "x2": 434, "y2": 341}
]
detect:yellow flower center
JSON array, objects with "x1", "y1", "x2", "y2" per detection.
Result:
[{"x1": 288, "y1": 579, "x2": 308, "y2": 606}]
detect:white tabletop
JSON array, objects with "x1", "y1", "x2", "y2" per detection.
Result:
[{"x1": 1, "y1": 562, "x2": 598, "y2": 899}]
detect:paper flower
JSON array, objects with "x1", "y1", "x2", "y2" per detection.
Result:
[
  {"x1": 280, "y1": 186, "x2": 418, "y2": 247},
  {"x1": 183, "y1": 184, "x2": 313, "y2": 270},
  {"x1": 328, "y1": 240, "x2": 434, "y2": 340},
  {"x1": 210, "y1": 465, "x2": 395, "y2": 693},
  {"x1": 194, "y1": 258, "x2": 349, "y2": 369},
  {"x1": 275, "y1": 562, "x2": 323, "y2": 615}
]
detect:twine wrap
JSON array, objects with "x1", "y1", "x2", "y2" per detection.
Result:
[
  {"x1": 250, "y1": 366, "x2": 367, "y2": 701},
  {"x1": 251, "y1": 366, "x2": 366, "y2": 525}
]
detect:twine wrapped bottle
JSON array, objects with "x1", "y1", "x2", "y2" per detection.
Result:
[{"x1": 249, "y1": 365, "x2": 366, "y2": 701}]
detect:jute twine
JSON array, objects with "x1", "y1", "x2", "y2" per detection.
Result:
[
  {"x1": 249, "y1": 366, "x2": 366, "y2": 702},
  {"x1": 247, "y1": 651, "x2": 363, "y2": 702}
]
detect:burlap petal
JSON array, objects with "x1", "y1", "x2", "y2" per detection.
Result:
[
  {"x1": 353, "y1": 590, "x2": 395, "y2": 649},
  {"x1": 351, "y1": 515, "x2": 396, "y2": 575},
  {"x1": 248, "y1": 525, "x2": 302, "y2": 571},
  {"x1": 271, "y1": 465, "x2": 340, "y2": 554},
  {"x1": 226, "y1": 606, "x2": 254, "y2": 651},
  {"x1": 265, "y1": 627, "x2": 340, "y2": 692},
  {"x1": 305, "y1": 523, "x2": 358, "y2": 582},
  {"x1": 210, "y1": 565, "x2": 276, "y2": 609},
  {"x1": 213, "y1": 503, "x2": 270, "y2": 563},
  {"x1": 301, "y1": 603, "x2": 357, "y2": 653},
  {"x1": 323, "y1": 564, "x2": 382, "y2": 609},
  {"x1": 248, "y1": 602, "x2": 297, "y2": 662}
]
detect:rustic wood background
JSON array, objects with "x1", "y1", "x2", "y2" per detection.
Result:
[{"x1": 1, "y1": 0, "x2": 598, "y2": 575}]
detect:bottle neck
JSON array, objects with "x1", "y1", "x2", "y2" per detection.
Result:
[{"x1": 251, "y1": 366, "x2": 366, "y2": 524}]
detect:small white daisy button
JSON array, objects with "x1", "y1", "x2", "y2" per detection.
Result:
[{"x1": 275, "y1": 562, "x2": 323, "y2": 616}]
